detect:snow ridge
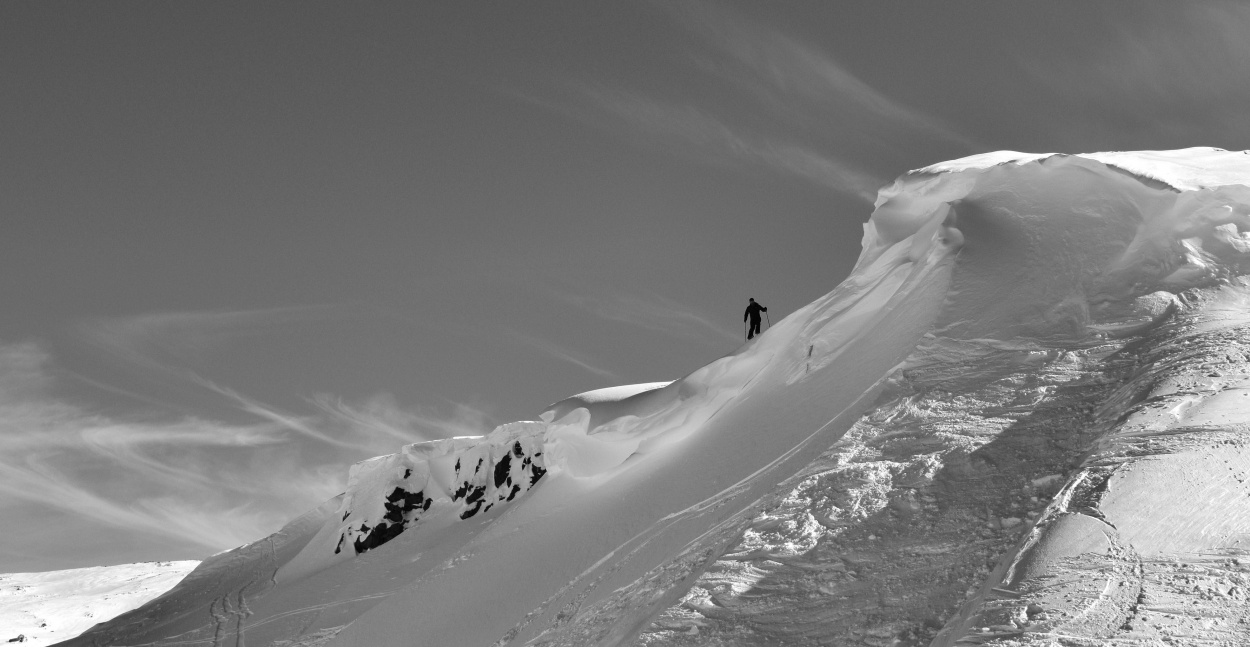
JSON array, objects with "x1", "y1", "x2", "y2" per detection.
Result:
[{"x1": 61, "y1": 148, "x2": 1250, "y2": 647}]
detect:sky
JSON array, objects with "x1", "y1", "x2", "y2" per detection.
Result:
[{"x1": 4, "y1": 1, "x2": 1250, "y2": 572}]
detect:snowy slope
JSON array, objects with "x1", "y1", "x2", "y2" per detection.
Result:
[
  {"x1": 0, "y1": 561, "x2": 196, "y2": 646},
  {"x1": 65, "y1": 148, "x2": 1250, "y2": 647},
  {"x1": 643, "y1": 149, "x2": 1250, "y2": 646}
]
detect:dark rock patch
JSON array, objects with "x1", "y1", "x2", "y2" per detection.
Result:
[
  {"x1": 494, "y1": 452, "x2": 513, "y2": 488},
  {"x1": 337, "y1": 437, "x2": 549, "y2": 556}
]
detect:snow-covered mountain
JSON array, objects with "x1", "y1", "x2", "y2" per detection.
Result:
[
  {"x1": 59, "y1": 148, "x2": 1250, "y2": 646},
  {"x1": 0, "y1": 561, "x2": 196, "y2": 646}
]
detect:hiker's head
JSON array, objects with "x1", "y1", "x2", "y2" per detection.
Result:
[{"x1": 748, "y1": 298, "x2": 755, "y2": 302}]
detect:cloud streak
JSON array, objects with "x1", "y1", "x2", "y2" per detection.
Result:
[
  {"x1": 0, "y1": 343, "x2": 302, "y2": 551},
  {"x1": 0, "y1": 340, "x2": 492, "y2": 561},
  {"x1": 569, "y1": 84, "x2": 883, "y2": 201},
  {"x1": 195, "y1": 377, "x2": 363, "y2": 450},
  {"x1": 503, "y1": 329, "x2": 620, "y2": 381},
  {"x1": 667, "y1": 0, "x2": 979, "y2": 151},
  {"x1": 515, "y1": 0, "x2": 981, "y2": 201},
  {"x1": 76, "y1": 305, "x2": 348, "y2": 379},
  {"x1": 311, "y1": 393, "x2": 496, "y2": 442},
  {"x1": 541, "y1": 283, "x2": 741, "y2": 347}
]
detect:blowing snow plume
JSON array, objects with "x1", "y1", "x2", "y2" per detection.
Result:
[{"x1": 65, "y1": 148, "x2": 1250, "y2": 647}]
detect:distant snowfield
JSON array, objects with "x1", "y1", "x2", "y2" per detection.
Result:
[
  {"x1": 0, "y1": 561, "x2": 196, "y2": 646},
  {"x1": 59, "y1": 148, "x2": 1250, "y2": 646}
]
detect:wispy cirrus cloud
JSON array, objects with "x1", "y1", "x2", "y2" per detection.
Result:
[
  {"x1": 194, "y1": 377, "x2": 363, "y2": 450},
  {"x1": 0, "y1": 342, "x2": 309, "y2": 552},
  {"x1": 514, "y1": 0, "x2": 980, "y2": 202},
  {"x1": 76, "y1": 304, "x2": 347, "y2": 377},
  {"x1": 541, "y1": 283, "x2": 740, "y2": 347},
  {"x1": 0, "y1": 337, "x2": 493, "y2": 564},
  {"x1": 199, "y1": 377, "x2": 494, "y2": 449},
  {"x1": 503, "y1": 329, "x2": 620, "y2": 381},
  {"x1": 560, "y1": 84, "x2": 884, "y2": 201},
  {"x1": 310, "y1": 393, "x2": 496, "y2": 442},
  {"x1": 666, "y1": 0, "x2": 980, "y2": 151}
]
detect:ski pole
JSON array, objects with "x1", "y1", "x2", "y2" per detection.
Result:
[{"x1": 765, "y1": 312, "x2": 771, "y2": 330}]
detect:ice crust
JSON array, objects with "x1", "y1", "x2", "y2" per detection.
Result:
[{"x1": 63, "y1": 149, "x2": 1250, "y2": 647}]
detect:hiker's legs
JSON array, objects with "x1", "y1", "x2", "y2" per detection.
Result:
[{"x1": 748, "y1": 320, "x2": 761, "y2": 339}]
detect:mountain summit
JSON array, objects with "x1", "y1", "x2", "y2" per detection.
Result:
[{"x1": 65, "y1": 149, "x2": 1250, "y2": 647}]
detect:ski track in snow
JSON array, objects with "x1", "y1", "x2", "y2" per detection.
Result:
[{"x1": 57, "y1": 148, "x2": 1250, "y2": 647}]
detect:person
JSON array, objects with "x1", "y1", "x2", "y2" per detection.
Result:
[{"x1": 744, "y1": 298, "x2": 768, "y2": 340}]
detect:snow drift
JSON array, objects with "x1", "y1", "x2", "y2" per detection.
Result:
[{"x1": 64, "y1": 148, "x2": 1250, "y2": 647}]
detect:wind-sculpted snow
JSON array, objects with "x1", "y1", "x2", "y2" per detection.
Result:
[
  {"x1": 332, "y1": 424, "x2": 548, "y2": 557},
  {"x1": 64, "y1": 148, "x2": 1250, "y2": 647},
  {"x1": 643, "y1": 149, "x2": 1250, "y2": 647}
]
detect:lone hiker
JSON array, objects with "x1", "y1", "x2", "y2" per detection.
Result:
[{"x1": 744, "y1": 298, "x2": 768, "y2": 340}]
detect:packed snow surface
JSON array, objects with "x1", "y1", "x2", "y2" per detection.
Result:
[
  {"x1": 66, "y1": 148, "x2": 1250, "y2": 647},
  {"x1": 0, "y1": 561, "x2": 196, "y2": 646}
]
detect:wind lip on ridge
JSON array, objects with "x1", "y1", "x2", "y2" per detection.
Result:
[
  {"x1": 906, "y1": 150, "x2": 1059, "y2": 177},
  {"x1": 905, "y1": 147, "x2": 1250, "y2": 193}
]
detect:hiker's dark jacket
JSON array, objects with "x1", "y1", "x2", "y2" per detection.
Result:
[{"x1": 744, "y1": 302, "x2": 767, "y2": 324}]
